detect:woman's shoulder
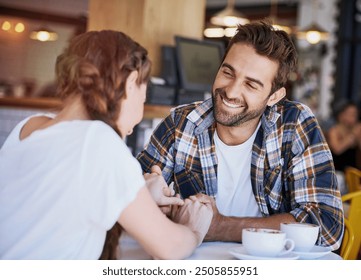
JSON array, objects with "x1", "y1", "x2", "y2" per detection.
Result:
[
  {"x1": 1, "y1": 113, "x2": 55, "y2": 150},
  {"x1": 84, "y1": 121, "x2": 130, "y2": 156},
  {"x1": 20, "y1": 115, "x2": 55, "y2": 140}
]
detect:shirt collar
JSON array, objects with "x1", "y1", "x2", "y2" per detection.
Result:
[
  {"x1": 261, "y1": 103, "x2": 282, "y2": 134},
  {"x1": 187, "y1": 98, "x2": 215, "y2": 135}
]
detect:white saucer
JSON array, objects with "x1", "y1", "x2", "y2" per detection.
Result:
[
  {"x1": 229, "y1": 245, "x2": 299, "y2": 260},
  {"x1": 293, "y1": 246, "x2": 332, "y2": 259}
]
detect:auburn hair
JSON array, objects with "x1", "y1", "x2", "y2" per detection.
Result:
[{"x1": 55, "y1": 30, "x2": 151, "y2": 136}]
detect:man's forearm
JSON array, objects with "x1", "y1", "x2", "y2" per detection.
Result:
[{"x1": 205, "y1": 213, "x2": 296, "y2": 242}]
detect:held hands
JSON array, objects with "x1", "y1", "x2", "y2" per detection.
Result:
[
  {"x1": 190, "y1": 193, "x2": 225, "y2": 241},
  {"x1": 144, "y1": 165, "x2": 217, "y2": 244},
  {"x1": 143, "y1": 165, "x2": 184, "y2": 214},
  {"x1": 171, "y1": 196, "x2": 213, "y2": 246}
]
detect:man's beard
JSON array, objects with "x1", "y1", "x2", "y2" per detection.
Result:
[{"x1": 212, "y1": 88, "x2": 268, "y2": 127}]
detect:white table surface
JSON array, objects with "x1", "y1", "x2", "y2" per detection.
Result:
[{"x1": 118, "y1": 234, "x2": 342, "y2": 260}]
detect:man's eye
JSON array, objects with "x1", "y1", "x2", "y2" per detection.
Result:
[
  {"x1": 223, "y1": 70, "x2": 232, "y2": 77},
  {"x1": 246, "y1": 82, "x2": 257, "y2": 90}
]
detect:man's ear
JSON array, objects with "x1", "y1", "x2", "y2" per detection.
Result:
[
  {"x1": 267, "y1": 87, "x2": 286, "y2": 107},
  {"x1": 124, "y1": 71, "x2": 139, "y2": 99}
]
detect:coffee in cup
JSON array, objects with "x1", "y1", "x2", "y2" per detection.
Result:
[
  {"x1": 242, "y1": 228, "x2": 295, "y2": 257},
  {"x1": 280, "y1": 222, "x2": 319, "y2": 252}
]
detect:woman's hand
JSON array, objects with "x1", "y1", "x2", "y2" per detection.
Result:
[
  {"x1": 144, "y1": 165, "x2": 184, "y2": 214},
  {"x1": 171, "y1": 196, "x2": 213, "y2": 246}
]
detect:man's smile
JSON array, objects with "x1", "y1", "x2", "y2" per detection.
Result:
[{"x1": 221, "y1": 97, "x2": 243, "y2": 109}]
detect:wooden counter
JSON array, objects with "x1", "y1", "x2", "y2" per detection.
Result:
[{"x1": 0, "y1": 96, "x2": 173, "y2": 119}]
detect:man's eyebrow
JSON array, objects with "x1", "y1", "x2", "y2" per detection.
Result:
[
  {"x1": 221, "y1": 62, "x2": 235, "y2": 72},
  {"x1": 221, "y1": 62, "x2": 264, "y2": 88},
  {"x1": 245, "y1": 77, "x2": 264, "y2": 88}
]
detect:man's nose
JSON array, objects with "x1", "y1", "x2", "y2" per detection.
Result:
[{"x1": 225, "y1": 82, "x2": 243, "y2": 100}]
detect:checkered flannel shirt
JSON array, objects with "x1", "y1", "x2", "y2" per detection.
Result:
[{"x1": 137, "y1": 98, "x2": 344, "y2": 249}]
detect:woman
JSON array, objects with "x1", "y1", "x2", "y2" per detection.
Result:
[
  {"x1": 327, "y1": 100, "x2": 361, "y2": 195},
  {"x1": 328, "y1": 100, "x2": 361, "y2": 172},
  {"x1": 0, "y1": 30, "x2": 212, "y2": 259}
]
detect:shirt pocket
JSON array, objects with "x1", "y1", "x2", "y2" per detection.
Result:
[
  {"x1": 264, "y1": 164, "x2": 283, "y2": 210},
  {"x1": 173, "y1": 168, "x2": 205, "y2": 199}
]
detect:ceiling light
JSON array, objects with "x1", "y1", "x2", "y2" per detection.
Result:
[
  {"x1": 224, "y1": 27, "x2": 237, "y2": 37},
  {"x1": 30, "y1": 27, "x2": 58, "y2": 42},
  {"x1": 204, "y1": 27, "x2": 225, "y2": 38},
  {"x1": 297, "y1": 0, "x2": 328, "y2": 44},
  {"x1": 210, "y1": 0, "x2": 249, "y2": 27},
  {"x1": 1, "y1": 21, "x2": 11, "y2": 31},
  {"x1": 297, "y1": 22, "x2": 329, "y2": 44},
  {"x1": 15, "y1": 23, "x2": 25, "y2": 33}
]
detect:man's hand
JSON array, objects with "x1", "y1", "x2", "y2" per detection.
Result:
[
  {"x1": 186, "y1": 193, "x2": 298, "y2": 242},
  {"x1": 189, "y1": 193, "x2": 225, "y2": 241}
]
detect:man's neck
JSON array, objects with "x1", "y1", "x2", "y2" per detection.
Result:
[{"x1": 216, "y1": 118, "x2": 261, "y2": 146}]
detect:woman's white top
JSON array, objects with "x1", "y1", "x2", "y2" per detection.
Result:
[{"x1": 0, "y1": 115, "x2": 145, "y2": 259}]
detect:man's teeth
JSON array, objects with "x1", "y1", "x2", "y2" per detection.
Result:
[{"x1": 222, "y1": 99, "x2": 242, "y2": 108}]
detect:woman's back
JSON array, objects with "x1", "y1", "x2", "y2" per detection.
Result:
[
  {"x1": 328, "y1": 101, "x2": 361, "y2": 172},
  {"x1": 0, "y1": 117, "x2": 144, "y2": 259}
]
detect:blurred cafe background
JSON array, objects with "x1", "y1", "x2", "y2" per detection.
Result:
[
  {"x1": 1, "y1": 0, "x2": 361, "y2": 261},
  {"x1": 0, "y1": 0, "x2": 360, "y2": 155}
]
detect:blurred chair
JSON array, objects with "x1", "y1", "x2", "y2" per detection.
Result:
[
  {"x1": 340, "y1": 218, "x2": 355, "y2": 260},
  {"x1": 342, "y1": 191, "x2": 361, "y2": 259},
  {"x1": 345, "y1": 167, "x2": 361, "y2": 193}
]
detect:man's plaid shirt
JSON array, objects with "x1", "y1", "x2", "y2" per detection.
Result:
[{"x1": 137, "y1": 98, "x2": 344, "y2": 249}]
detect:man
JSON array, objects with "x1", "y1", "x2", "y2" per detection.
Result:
[{"x1": 137, "y1": 21, "x2": 344, "y2": 250}]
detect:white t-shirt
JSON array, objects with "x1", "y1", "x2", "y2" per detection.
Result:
[
  {"x1": 0, "y1": 115, "x2": 145, "y2": 259},
  {"x1": 214, "y1": 126, "x2": 262, "y2": 218}
]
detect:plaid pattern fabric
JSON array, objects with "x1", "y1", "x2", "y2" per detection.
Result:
[{"x1": 137, "y1": 98, "x2": 344, "y2": 249}]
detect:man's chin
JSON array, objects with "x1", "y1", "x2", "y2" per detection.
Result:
[{"x1": 215, "y1": 115, "x2": 243, "y2": 127}]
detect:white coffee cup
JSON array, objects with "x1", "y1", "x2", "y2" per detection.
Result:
[
  {"x1": 280, "y1": 222, "x2": 319, "y2": 252},
  {"x1": 242, "y1": 228, "x2": 295, "y2": 257}
]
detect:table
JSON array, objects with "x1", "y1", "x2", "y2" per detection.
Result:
[{"x1": 118, "y1": 234, "x2": 342, "y2": 260}]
